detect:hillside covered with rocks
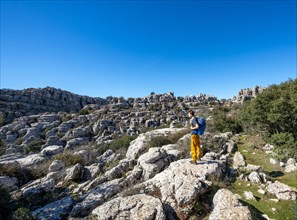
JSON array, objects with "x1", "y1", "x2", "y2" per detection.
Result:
[{"x1": 0, "y1": 84, "x2": 296, "y2": 220}]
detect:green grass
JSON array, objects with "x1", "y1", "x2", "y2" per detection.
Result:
[
  {"x1": 238, "y1": 135, "x2": 297, "y2": 188},
  {"x1": 228, "y1": 135, "x2": 297, "y2": 220},
  {"x1": 230, "y1": 179, "x2": 296, "y2": 220}
]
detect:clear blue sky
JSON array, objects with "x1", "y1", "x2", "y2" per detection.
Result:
[{"x1": 1, "y1": 0, "x2": 296, "y2": 99}]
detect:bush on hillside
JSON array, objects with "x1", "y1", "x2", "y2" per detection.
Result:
[
  {"x1": 54, "y1": 152, "x2": 85, "y2": 167},
  {"x1": 11, "y1": 207, "x2": 35, "y2": 220},
  {"x1": 211, "y1": 106, "x2": 243, "y2": 134},
  {"x1": 269, "y1": 132, "x2": 296, "y2": 161},
  {"x1": 240, "y1": 79, "x2": 297, "y2": 160},
  {"x1": 95, "y1": 135, "x2": 137, "y2": 156},
  {"x1": 0, "y1": 112, "x2": 4, "y2": 126},
  {"x1": 79, "y1": 109, "x2": 89, "y2": 115},
  {"x1": 24, "y1": 140, "x2": 45, "y2": 154},
  {"x1": 146, "y1": 130, "x2": 190, "y2": 149}
]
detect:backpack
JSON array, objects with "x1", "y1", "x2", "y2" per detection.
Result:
[{"x1": 193, "y1": 117, "x2": 206, "y2": 135}]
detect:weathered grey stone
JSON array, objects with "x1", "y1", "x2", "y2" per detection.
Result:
[
  {"x1": 161, "y1": 144, "x2": 181, "y2": 159},
  {"x1": 287, "y1": 158, "x2": 296, "y2": 165},
  {"x1": 209, "y1": 189, "x2": 252, "y2": 220},
  {"x1": 105, "y1": 159, "x2": 133, "y2": 181},
  {"x1": 248, "y1": 171, "x2": 267, "y2": 184},
  {"x1": 245, "y1": 164, "x2": 262, "y2": 172},
  {"x1": 64, "y1": 163, "x2": 82, "y2": 182},
  {"x1": 263, "y1": 144, "x2": 274, "y2": 150},
  {"x1": 70, "y1": 178, "x2": 122, "y2": 217},
  {"x1": 90, "y1": 194, "x2": 165, "y2": 220},
  {"x1": 49, "y1": 160, "x2": 65, "y2": 172},
  {"x1": 16, "y1": 154, "x2": 47, "y2": 168},
  {"x1": 285, "y1": 164, "x2": 297, "y2": 172},
  {"x1": 65, "y1": 137, "x2": 89, "y2": 150},
  {"x1": 258, "y1": 189, "x2": 266, "y2": 195},
  {"x1": 126, "y1": 128, "x2": 186, "y2": 160},
  {"x1": 40, "y1": 145, "x2": 63, "y2": 157},
  {"x1": 74, "y1": 150, "x2": 92, "y2": 166},
  {"x1": 63, "y1": 125, "x2": 92, "y2": 141},
  {"x1": 97, "y1": 149, "x2": 115, "y2": 164},
  {"x1": 244, "y1": 191, "x2": 256, "y2": 200},
  {"x1": 82, "y1": 164, "x2": 101, "y2": 181},
  {"x1": 0, "y1": 176, "x2": 18, "y2": 191},
  {"x1": 0, "y1": 87, "x2": 107, "y2": 123},
  {"x1": 266, "y1": 181, "x2": 297, "y2": 200},
  {"x1": 46, "y1": 160, "x2": 66, "y2": 182},
  {"x1": 233, "y1": 152, "x2": 245, "y2": 169},
  {"x1": 137, "y1": 147, "x2": 170, "y2": 181},
  {"x1": 21, "y1": 178, "x2": 55, "y2": 196},
  {"x1": 32, "y1": 196, "x2": 74, "y2": 220},
  {"x1": 232, "y1": 86, "x2": 264, "y2": 103},
  {"x1": 141, "y1": 159, "x2": 224, "y2": 218},
  {"x1": 202, "y1": 152, "x2": 219, "y2": 160},
  {"x1": 270, "y1": 158, "x2": 277, "y2": 165},
  {"x1": 5, "y1": 145, "x2": 24, "y2": 155},
  {"x1": 225, "y1": 140, "x2": 238, "y2": 153}
]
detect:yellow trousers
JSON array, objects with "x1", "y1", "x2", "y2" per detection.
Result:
[{"x1": 191, "y1": 134, "x2": 201, "y2": 161}]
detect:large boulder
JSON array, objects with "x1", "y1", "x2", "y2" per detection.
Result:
[
  {"x1": 65, "y1": 137, "x2": 89, "y2": 150},
  {"x1": 137, "y1": 147, "x2": 170, "y2": 181},
  {"x1": 63, "y1": 125, "x2": 92, "y2": 141},
  {"x1": 64, "y1": 163, "x2": 82, "y2": 182},
  {"x1": 21, "y1": 178, "x2": 55, "y2": 196},
  {"x1": 90, "y1": 194, "x2": 165, "y2": 220},
  {"x1": 70, "y1": 178, "x2": 122, "y2": 217},
  {"x1": 209, "y1": 189, "x2": 251, "y2": 220},
  {"x1": 126, "y1": 128, "x2": 186, "y2": 160},
  {"x1": 46, "y1": 160, "x2": 66, "y2": 182},
  {"x1": 266, "y1": 181, "x2": 297, "y2": 200},
  {"x1": 141, "y1": 159, "x2": 225, "y2": 219},
  {"x1": 32, "y1": 196, "x2": 74, "y2": 220},
  {"x1": 82, "y1": 164, "x2": 101, "y2": 181},
  {"x1": 104, "y1": 159, "x2": 133, "y2": 181},
  {"x1": 16, "y1": 154, "x2": 47, "y2": 169},
  {"x1": 233, "y1": 152, "x2": 245, "y2": 169},
  {"x1": 73, "y1": 150, "x2": 92, "y2": 166},
  {"x1": 0, "y1": 175, "x2": 18, "y2": 191},
  {"x1": 285, "y1": 158, "x2": 297, "y2": 172},
  {"x1": 248, "y1": 171, "x2": 267, "y2": 184},
  {"x1": 40, "y1": 145, "x2": 63, "y2": 157}
]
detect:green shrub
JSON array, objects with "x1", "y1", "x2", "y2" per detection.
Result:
[
  {"x1": 146, "y1": 136, "x2": 174, "y2": 148},
  {"x1": 146, "y1": 130, "x2": 189, "y2": 149},
  {"x1": 79, "y1": 109, "x2": 89, "y2": 115},
  {"x1": 0, "y1": 112, "x2": 4, "y2": 126},
  {"x1": 53, "y1": 152, "x2": 85, "y2": 167},
  {"x1": 0, "y1": 163, "x2": 34, "y2": 186},
  {"x1": 40, "y1": 128, "x2": 51, "y2": 140},
  {"x1": 240, "y1": 79, "x2": 297, "y2": 160},
  {"x1": 96, "y1": 135, "x2": 136, "y2": 155},
  {"x1": 269, "y1": 132, "x2": 296, "y2": 161},
  {"x1": 212, "y1": 106, "x2": 243, "y2": 134},
  {"x1": 17, "y1": 190, "x2": 60, "y2": 212},
  {"x1": 11, "y1": 207, "x2": 35, "y2": 220},
  {"x1": 24, "y1": 140, "x2": 45, "y2": 154}
]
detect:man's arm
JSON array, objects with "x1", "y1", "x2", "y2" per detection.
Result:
[{"x1": 191, "y1": 124, "x2": 199, "y2": 130}]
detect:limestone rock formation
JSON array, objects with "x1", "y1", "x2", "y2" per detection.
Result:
[
  {"x1": 209, "y1": 189, "x2": 252, "y2": 220},
  {"x1": 90, "y1": 194, "x2": 166, "y2": 220}
]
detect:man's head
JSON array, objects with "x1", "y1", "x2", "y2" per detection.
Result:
[{"x1": 188, "y1": 110, "x2": 195, "y2": 118}]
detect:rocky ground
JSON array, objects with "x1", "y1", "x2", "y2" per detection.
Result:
[{"x1": 1, "y1": 87, "x2": 296, "y2": 220}]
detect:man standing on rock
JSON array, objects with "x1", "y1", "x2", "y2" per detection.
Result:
[{"x1": 188, "y1": 110, "x2": 201, "y2": 164}]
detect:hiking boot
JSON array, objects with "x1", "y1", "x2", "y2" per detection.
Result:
[{"x1": 190, "y1": 160, "x2": 197, "y2": 164}]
